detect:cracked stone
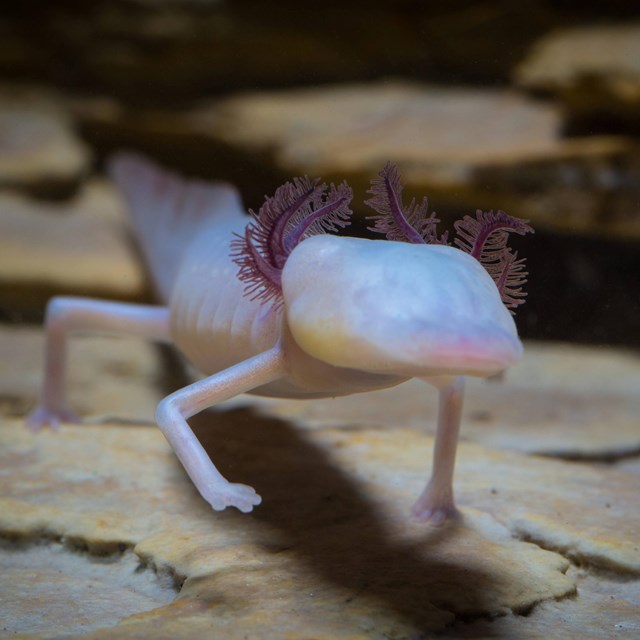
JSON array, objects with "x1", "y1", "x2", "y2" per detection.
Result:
[
  {"x1": 310, "y1": 427, "x2": 640, "y2": 575},
  {"x1": 0, "y1": 543, "x2": 176, "y2": 636},
  {"x1": 0, "y1": 417, "x2": 578, "y2": 638},
  {"x1": 1, "y1": 328, "x2": 637, "y2": 636}
]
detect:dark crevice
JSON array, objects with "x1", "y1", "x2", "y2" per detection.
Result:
[
  {"x1": 0, "y1": 529, "x2": 184, "y2": 592},
  {"x1": 439, "y1": 550, "x2": 581, "y2": 635},
  {"x1": 439, "y1": 586, "x2": 579, "y2": 639},
  {"x1": 0, "y1": 528, "x2": 132, "y2": 558},
  {"x1": 135, "y1": 552, "x2": 187, "y2": 593},
  {"x1": 531, "y1": 446, "x2": 640, "y2": 464},
  {"x1": 510, "y1": 528, "x2": 640, "y2": 579}
]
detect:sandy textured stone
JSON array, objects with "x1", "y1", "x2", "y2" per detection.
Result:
[
  {"x1": 2, "y1": 327, "x2": 638, "y2": 637},
  {"x1": 444, "y1": 568, "x2": 640, "y2": 639},
  {"x1": 0, "y1": 179, "x2": 149, "y2": 314},
  {"x1": 0, "y1": 544, "x2": 176, "y2": 636},
  {"x1": 0, "y1": 88, "x2": 90, "y2": 195},
  {"x1": 619, "y1": 458, "x2": 640, "y2": 475},
  {"x1": 306, "y1": 427, "x2": 639, "y2": 575},
  {"x1": 0, "y1": 417, "x2": 579, "y2": 638},
  {"x1": 0, "y1": 327, "x2": 168, "y2": 423},
  {"x1": 5, "y1": 322, "x2": 638, "y2": 461},
  {"x1": 516, "y1": 23, "x2": 640, "y2": 129},
  {"x1": 251, "y1": 341, "x2": 640, "y2": 460}
]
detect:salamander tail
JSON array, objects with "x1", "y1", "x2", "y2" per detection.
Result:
[{"x1": 107, "y1": 152, "x2": 245, "y2": 301}]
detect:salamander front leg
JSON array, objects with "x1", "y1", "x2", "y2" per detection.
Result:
[
  {"x1": 27, "y1": 297, "x2": 172, "y2": 431},
  {"x1": 411, "y1": 376, "x2": 465, "y2": 525},
  {"x1": 155, "y1": 346, "x2": 287, "y2": 513}
]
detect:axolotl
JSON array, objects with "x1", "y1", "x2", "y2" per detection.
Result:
[{"x1": 27, "y1": 155, "x2": 532, "y2": 524}]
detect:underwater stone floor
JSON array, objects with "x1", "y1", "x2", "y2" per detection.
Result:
[{"x1": 0, "y1": 327, "x2": 639, "y2": 639}]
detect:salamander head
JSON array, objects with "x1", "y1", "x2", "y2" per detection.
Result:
[{"x1": 281, "y1": 235, "x2": 523, "y2": 378}]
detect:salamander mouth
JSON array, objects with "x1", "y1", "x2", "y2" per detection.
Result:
[{"x1": 332, "y1": 325, "x2": 523, "y2": 378}]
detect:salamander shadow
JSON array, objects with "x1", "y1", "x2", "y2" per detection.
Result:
[{"x1": 189, "y1": 404, "x2": 507, "y2": 636}]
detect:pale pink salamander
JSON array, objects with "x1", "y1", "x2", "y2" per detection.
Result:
[{"x1": 27, "y1": 155, "x2": 532, "y2": 525}]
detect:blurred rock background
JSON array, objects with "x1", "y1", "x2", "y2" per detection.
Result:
[
  {"x1": 0, "y1": 0, "x2": 639, "y2": 347},
  {"x1": 1, "y1": 3, "x2": 640, "y2": 638}
]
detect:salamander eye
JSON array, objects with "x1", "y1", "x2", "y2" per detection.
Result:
[{"x1": 231, "y1": 177, "x2": 353, "y2": 306}]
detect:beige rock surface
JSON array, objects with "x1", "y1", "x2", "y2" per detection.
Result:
[
  {"x1": 6, "y1": 322, "x2": 638, "y2": 461},
  {"x1": 309, "y1": 427, "x2": 640, "y2": 575},
  {"x1": 444, "y1": 568, "x2": 640, "y2": 639},
  {"x1": 0, "y1": 544, "x2": 176, "y2": 636},
  {"x1": 0, "y1": 88, "x2": 90, "y2": 195},
  {"x1": 0, "y1": 180, "x2": 149, "y2": 315},
  {"x1": 1, "y1": 331, "x2": 639, "y2": 637},
  {"x1": 202, "y1": 82, "x2": 565, "y2": 175},
  {"x1": 516, "y1": 23, "x2": 640, "y2": 128},
  {"x1": 0, "y1": 417, "x2": 579, "y2": 638}
]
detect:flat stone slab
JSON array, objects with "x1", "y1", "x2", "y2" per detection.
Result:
[
  {"x1": 0, "y1": 87, "x2": 90, "y2": 196},
  {"x1": 445, "y1": 567, "x2": 640, "y2": 639},
  {"x1": 0, "y1": 179, "x2": 149, "y2": 316},
  {"x1": 2, "y1": 402, "x2": 639, "y2": 638},
  {"x1": 2, "y1": 328, "x2": 638, "y2": 637},
  {"x1": 0, "y1": 417, "x2": 580, "y2": 638},
  {"x1": 516, "y1": 23, "x2": 640, "y2": 129},
  {"x1": 203, "y1": 82, "x2": 565, "y2": 174}
]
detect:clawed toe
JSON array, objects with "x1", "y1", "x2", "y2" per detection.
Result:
[
  {"x1": 411, "y1": 502, "x2": 459, "y2": 525},
  {"x1": 26, "y1": 406, "x2": 81, "y2": 432},
  {"x1": 411, "y1": 482, "x2": 459, "y2": 525},
  {"x1": 207, "y1": 482, "x2": 262, "y2": 513}
]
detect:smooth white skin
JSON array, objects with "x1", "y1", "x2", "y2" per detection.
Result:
[
  {"x1": 282, "y1": 235, "x2": 522, "y2": 379},
  {"x1": 28, "y1": 177, "x2": 524, "y2": 524}
]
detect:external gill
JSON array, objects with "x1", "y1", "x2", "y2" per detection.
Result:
[
  {"x1": 365, "y1": 162, "x2": 447, "y2": 245},
  {"x1": 231, "y1": 176, "x2": 353, "y2": 305},
  {"x1": 453, "y1": 210, "x2": 534, "y2": 312},
  {"x1": 365, "y1": 162, "x2": 534, "y2": 313}
]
